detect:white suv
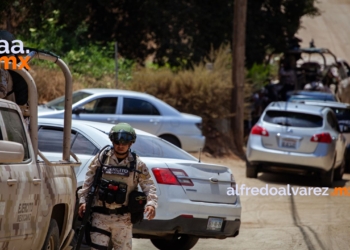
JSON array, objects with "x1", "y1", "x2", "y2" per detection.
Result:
[{"x1": 246, "y1": 101, "x2": 347, "y2": 187}]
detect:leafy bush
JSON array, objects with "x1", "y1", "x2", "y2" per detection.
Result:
[{"x1": 18, "y1": 10, "x2": 135, "y2": 81}]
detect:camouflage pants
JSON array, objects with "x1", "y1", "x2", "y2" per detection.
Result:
[{"x1": 90, "y1": 212, "x2": 132, "y2": 250}]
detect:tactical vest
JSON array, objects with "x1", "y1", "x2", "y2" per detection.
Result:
[{"x1": 97, "y1": 151, "x2": 137, "y2": 208}]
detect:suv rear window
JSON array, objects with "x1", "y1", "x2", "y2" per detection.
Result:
[{"x1": 263, "y1": 110, "x2": 323, "y2": 128}]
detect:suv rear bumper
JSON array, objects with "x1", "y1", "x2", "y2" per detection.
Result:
[
  {"x1": 247, "y1": 136, "x2": 334, "y2": 171},
  {"x1": 133, "y1": 216, "x2": 240, "y2": 239}
]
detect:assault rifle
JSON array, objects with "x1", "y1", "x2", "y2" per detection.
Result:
[{"x1": 74, "y1": 145, "x2": 110, "y2": 250}]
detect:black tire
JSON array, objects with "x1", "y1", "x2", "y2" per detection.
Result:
[
  {"x1": 42, "y1": 219, "x2": 60, "y2": 250},
  {"x1": 150, "y1": 235, "x2": 199, "y2": 250},
  {"x1": 246, "y1": 160, "x2": 258, "y2": 178},
  {"x1": 159, "y1": 135, "x2": 181, "y2": 148},
  {"x1": 334, "y1": 158, "x2": 345, "y2": 181},
  {"x1": 321, "y1": 167, "x2": 334, "y2": 187},
  {"x1": 345, "y1": 158, "x2": 350, "y2": 173}
]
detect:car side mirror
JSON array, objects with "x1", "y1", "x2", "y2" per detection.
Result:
[
  {"x1": 72, "y1": 106, "x2": 85, "y2": 115},
  {"x1": 0, "y1": 141, "x2": 24, "y2": 163}
]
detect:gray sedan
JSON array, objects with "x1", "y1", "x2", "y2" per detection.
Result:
[
  {"x1": 38, "y1": 88, "x2": 205, "y2": 152},
  {"x1": 37, "y1": 118, "x2": 241, "y2": 250},
  {"x1": 246, "y1": 101, "x2": 347, "y2": 187}
]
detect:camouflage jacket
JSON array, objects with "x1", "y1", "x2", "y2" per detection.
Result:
[{"x1": 78, "y1": 149, "x2": 158, "y2": 209}]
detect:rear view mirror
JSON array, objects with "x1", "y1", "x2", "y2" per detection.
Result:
[{"x1": 0, "y1": 141, "x2": 24, "y2": 163}]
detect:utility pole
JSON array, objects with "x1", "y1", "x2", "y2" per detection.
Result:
[
  {"x1": 231, "y1": 0, "x2": 247, "y2": 156},
  {"x1": 115, "y1": 42, "x2": 118, "y2": 88}
]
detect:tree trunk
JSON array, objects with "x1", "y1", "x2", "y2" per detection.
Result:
[{"x1": 231, "y1": 0, "x2": 247, "y2": 157}]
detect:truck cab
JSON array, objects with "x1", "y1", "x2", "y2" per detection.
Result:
[{"x1": 0, "y1": 51, "x2": 80, "y2": 250}]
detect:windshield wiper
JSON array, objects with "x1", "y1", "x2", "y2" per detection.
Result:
[{"x1": 276, "y1": 122, "x2": 292, "y2": 126}]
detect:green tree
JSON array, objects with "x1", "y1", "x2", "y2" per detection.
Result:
[{"x1": 0, "y1": 0, "x2": 320, "y2": 69}]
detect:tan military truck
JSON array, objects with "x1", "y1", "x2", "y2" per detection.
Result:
[{"x1": 0, "y1": 51, "x2": 80, "y2": 249}]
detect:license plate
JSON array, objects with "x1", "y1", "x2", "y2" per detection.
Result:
[
  {"x1": 206, "y1": 217, "x2": 223, "y2": 231},
  {"x1": 281, "y1": 138, "x2": 296, "y2": 149}
]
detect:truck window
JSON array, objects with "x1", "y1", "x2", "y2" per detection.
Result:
[{"x1": 0, "y1": 108, "x2": 30, "y2": 160}]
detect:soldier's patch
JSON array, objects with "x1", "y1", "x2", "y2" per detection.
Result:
[
  {"x1": 139, "y1": 165, "x2": 151, "y2": 179},
  {"x1": 142, "y1": 166, "x2": 149, "y2": 175},
  {"x1": 103, "y1": 166, "x2": 130, "y2": 177}
]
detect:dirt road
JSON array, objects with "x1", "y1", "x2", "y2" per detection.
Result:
[
  {"x1": 133, "y1": 155, "x2": 350, "y2": 250},
  {"x1": 297, "y1": 0, "x2": 350, "y2": 62}
]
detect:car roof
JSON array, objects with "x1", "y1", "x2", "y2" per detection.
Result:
[
  {"x1": 294, "y1": 100, "x2": 350, "y2": 109},
  {"x1": 266, "y1": 101, "x2": 327, "y2": 115},
  {"x1": 37, "y1": 118, "x2": 155, "y2": 137},
  {"x1": 287, "y1": 90, "x2": 335, "y2": 97},
  {"x1": 79, "y1": 88, "x2": 158, "y2": 99},
  {"x1": 73, "y1": 89, "x2": 181, "y2": 116}
]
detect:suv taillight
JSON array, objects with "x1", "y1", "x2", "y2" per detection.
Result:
[
  {"x1": 251, "y1": 125, "x2": 269, "y2": 136},
  {"x1": 310, "y1": 133, "x2": 332, "y2": 143},
  {"x1": 152, "y1": 168, "x2": 194, "y2": 186}
]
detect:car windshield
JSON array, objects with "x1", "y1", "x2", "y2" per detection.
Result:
[
  {"x1": 263, "y1": 110, "x2": 323, "y2": 128},
  {"x1": 130, "y1": 134, "x2": 197, "y2": 160},
  {"x1": 45, "y1": 91, "x2": 92, "y2": 110}
]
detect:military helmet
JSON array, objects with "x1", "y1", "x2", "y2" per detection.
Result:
[
  {"x1": 109, "y1": 123, "x2": 136, "y2": 144},
  {"x1": 0, "y1": 30, "x2": 15, "y2": 55},
  {"x1": 0, "y1": 30, "x2": 15, "y2": 42}
]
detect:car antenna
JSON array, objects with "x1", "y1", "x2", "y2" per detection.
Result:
[{"x1": 198, "y1": 148, "x2": 202, "y2": 163}]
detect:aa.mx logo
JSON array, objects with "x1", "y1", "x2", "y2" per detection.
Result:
[
  {"x1": 0, "y1": 56, "x2": 30, "y2": 70},
  {"x1": 0, "y1": 39, "x2": 31, "y2": 70},
  {"x1": 330, "y1": 187, "x2": 350, "y2": 196}
]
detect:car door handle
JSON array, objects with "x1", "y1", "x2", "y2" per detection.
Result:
[
  {"x1": 33, "y1": 178, "x2": 41, "y2": 185},
  {"x1": 7, "y1": 179, "x2": 18, "y2": 186},
  {"x1": 150, "y1": 119, "x2": 159, "y2": 123},
  {"x1": 107, "y1": 118, "x2": 118, "y2": 123}
]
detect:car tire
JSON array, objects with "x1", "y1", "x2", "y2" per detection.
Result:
[
  {"x1": 321, "y1": 164, "x2": 334, "y2": 188},
  {"x1": 334, "y1": 158, "x2": 345, "y2": 181},
  {"x1": 159, "y1": 135, "x2": 181, "y2": 148},
  {"x1": 345, "y1": 158, "x2": 350, "y2": 173},
  {"x1": 246, "y1": 160, "x2": 258, "y2": 178},
  {"x1": 150, "y1": 235, "x2": 199, "y2": 250},
  {"x1": 42, "y1": 219, "x2": 60, "y2": 250}
]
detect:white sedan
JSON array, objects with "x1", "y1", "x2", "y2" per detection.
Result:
[
  {"x1": 38, "y1": 88, "x2": 205, "y2": 152},
  {"x1": 37, "y1": 118, "x2": 241, "y2": 250}
]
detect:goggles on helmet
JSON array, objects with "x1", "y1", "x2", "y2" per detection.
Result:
[{"x1": 111, "y1": 132, "x2": 134, "y2": 145}]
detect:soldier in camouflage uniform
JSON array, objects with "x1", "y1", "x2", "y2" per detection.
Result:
[{"x1": 78, "y1": 123, "x2": 158, "y2": 250}]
